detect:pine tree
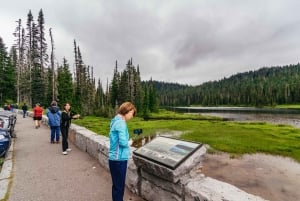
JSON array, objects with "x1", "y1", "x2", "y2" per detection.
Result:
[
  {"x1": 148, "y1": 79, "x2": 158, "y2": 112},
  {"x1": 94, "y1": 79, "x2": 104, "y2": 116},
  {"x1": 0, "y1": 38, "x2": 17, "y2": 105},
  {"x1": 134, "y1": 64, "x2": 143, "y2": 114},
  {"x1": 57, "y1": 58, "x2": 73, "y2": 106},
  {"x1": 142, "y1": 84, "x2": 150, "y2": 118},
  {"x1": 110, "y1": 61, "x2": 120, "y2": 108},
  {"x1": 0, "y1": 37, "x2": 8, "y2": 105},
  {"x1": 45, "y1": 68, "x2": 54, "y2": 105},
  {"x1": 37, "y1": 9, "x2": 48, "y2": 72},
  {"x1": 13, "y1": 19, "x2": 22, "y2": 103},
  {"x1": 31, "y1": 22, "x2": 45, "y2": 106}
]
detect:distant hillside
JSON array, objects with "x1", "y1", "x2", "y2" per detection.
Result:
[{"x1": 146, "y1": 63, "x2": 300, "y2": 107}]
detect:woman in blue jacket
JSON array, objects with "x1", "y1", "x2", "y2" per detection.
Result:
[{"x1": 109, "y1": 102, "x2": 136, "y2": 201}]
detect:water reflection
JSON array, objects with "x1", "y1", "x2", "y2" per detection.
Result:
[
  {"x1": 170, "y1": 106, "x2": 300, "y2": 128},
  {"x1": 132, "y1": 135, "x2": 156, "y2": 148},
  {"x1": 204, "y1": 112, "x2": 300, "y2": 128}
]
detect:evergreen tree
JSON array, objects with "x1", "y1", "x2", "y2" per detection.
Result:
[
  {"x1": 13, "y1": 19, "x2": 22, "y2": 103},
  {"x1": 37, "y1": 9, "x2": 48, "y2": 72},
  {"x1": 94, "y1": 79, "x2": 104, "y2": 116},
  {"x1": 57, "y1": 58, "x2": 73, "y2": 107},
  {"x1": 25, "y1": 10, "x2": 34, "y2": 106},
  {"x1": 142, "y1": 84, "x2": 150, "y2": 118},
  {"x1": 31, "y1": 22, "x2": 45, "y2": 106},
  {"x1": 134, "y1": 65, "x2": 143, "y2": 113},
  {"x1": 148, "y1": 79, "x2": 158, "y2": 112},
  {"x1": 45, "y1": 67, "x2": 54, "y2": 105},
  {"x1": 0, "y1": 37, "x2": 17, "y2": 105},
  {"x1": 110, "y1": 61, "x2": 120, "y2": 108}
]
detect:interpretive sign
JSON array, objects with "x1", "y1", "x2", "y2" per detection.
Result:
[{"x1": 133, "y1": 136, "x2": 202, "y2": 170}]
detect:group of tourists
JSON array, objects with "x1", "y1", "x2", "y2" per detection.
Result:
[
  {"x1": 3, "y1": 103, "x2": 18, "y2": 112},
  {"x1": 22, "y1": 100, "x2": 136, "y2": 201},
  {"x1": 30, "y1": 101, "x2": 80, "y2": 155}
]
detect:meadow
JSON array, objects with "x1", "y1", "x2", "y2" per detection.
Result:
[{"x1": 73, "y1": 110, "x2": 300, "y2": 163}]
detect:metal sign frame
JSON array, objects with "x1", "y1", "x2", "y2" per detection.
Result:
[{"x1": 133, "y1": 136, "x2": 202, "y2": 170}]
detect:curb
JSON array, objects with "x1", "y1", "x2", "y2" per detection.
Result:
[{"x1": 0, "y1": 139, "x2": 14, "y2": 200}]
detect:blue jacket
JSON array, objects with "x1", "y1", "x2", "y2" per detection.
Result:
[
  {"x1": 108, "y1": 115, "x2": 130, "y2": 161},
  {"x1": 47, "y1": 106, "x2": 61, "y2": 127}
]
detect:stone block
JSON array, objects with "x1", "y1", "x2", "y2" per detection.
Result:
[
  {"x1": 0, "y1": 179, "x2": 9, "y2": 200},
  {"x1": 0, "y1": 159, "x2": 12, "y2": 180},
  {"x1": 133, "y1": 145, "x2": 207, "y2": 183},
  {"x1": 140, "y1": 180, "x2": 181, "y2": 201},
  {"x1": 126, "y1": 159, "x2": 139, "y2": 194},
  {"x1": 86, "y1": 134, "x2": 101, "y2": 159},
  {"x1": 184, "y1": 176, "x2": 268, "y2": 201},
  {"x1": 98, "y1": 152, "x2": 109, "y2": 170},
  {"x1": 141, "y1": 170, "x2": 182, "y2": 196},
  {"x1": 74, "y1": 128, "x2": 93, "y2": 152}
]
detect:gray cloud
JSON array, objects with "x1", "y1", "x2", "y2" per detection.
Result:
[{"x1": 1, "y1": 0, "x2": 300, "y2": 85}]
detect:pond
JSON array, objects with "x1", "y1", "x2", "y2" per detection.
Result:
[
  {"x1": 170, "y1": 107, "x2": 300, "y2": 201},
  {"x1": 172, "y1": 106, "x2": 300, "y2": 128}
]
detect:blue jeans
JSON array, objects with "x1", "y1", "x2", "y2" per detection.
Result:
[
  {"x1": 109, "y1": 160, "x2": 128, "y2": 201},
  {"x1": 23, "y1": 110, "x2": 27, "y2": 118},
  {"x1": 50, "y1": 126, "x2": 60, "y2": 142}
]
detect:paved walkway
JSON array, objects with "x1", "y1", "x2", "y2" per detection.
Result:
[{"x1": 7, "y1": 114, "x2": 144, "y2": 201}]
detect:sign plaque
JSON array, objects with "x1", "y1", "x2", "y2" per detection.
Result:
[{"x1": 133, "y1": 136, "x2": 202, "y2": 170}]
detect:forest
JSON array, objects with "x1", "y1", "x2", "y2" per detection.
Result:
[
  {"x1": 0, "y1": 9, "x2": 157, "y2": 117},
  {"x1": 151, "y1": 64, "x2": 300, "y2": 107},
  {"x1": 1, "y1": 9, "x2": 300, "y2": 118}
]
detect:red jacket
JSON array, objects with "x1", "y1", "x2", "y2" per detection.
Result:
[{"x1": 33, "y1": 106, "x2": 43, "y2": 117}]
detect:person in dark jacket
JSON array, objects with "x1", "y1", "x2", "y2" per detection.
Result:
[
  {"x1": 60, "y1": 103, "x2": 80, "y2": 155},
  {"x1": 46, "y1": 101, "x2": 61, "y2": 144},
  {"x1": 22, "y1": 103, "x2": 28, "y2": 118}
]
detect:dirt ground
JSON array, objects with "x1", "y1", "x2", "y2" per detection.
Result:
[{"x1": 201, "y1": 152, "x2": 300, "y2": 201}]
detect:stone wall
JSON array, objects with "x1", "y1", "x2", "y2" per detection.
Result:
[{"x1": 37, "y1": 112, "x2": 268, "y2": 201}]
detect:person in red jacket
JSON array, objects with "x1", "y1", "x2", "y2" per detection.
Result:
[{"x1": 33, "y1": 103, "x2": 43, "y2": 129}]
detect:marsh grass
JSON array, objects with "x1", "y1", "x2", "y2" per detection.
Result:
[
  {"x1": 275, "y1": 104, "x2": 300, "y2": 109},
  {"x1": 74, "y1": 110, "x2": 300, "y2": 163}
]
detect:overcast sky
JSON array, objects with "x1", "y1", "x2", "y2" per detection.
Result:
[{"x1": 1, "y1": 0, "x2": 300, "y2": 86}]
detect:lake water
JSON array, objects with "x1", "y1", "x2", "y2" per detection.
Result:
[{"x1": 172, "y1": 107, "x2": 300, "y2": 128}]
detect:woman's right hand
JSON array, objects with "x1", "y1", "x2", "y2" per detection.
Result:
[{"x1": 73, "y1": 114, "x2": 80, "y2": 119}]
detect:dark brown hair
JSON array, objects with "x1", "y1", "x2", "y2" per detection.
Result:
[
  {"x1": 117, "y1": 102, "x2": 136, "y2": 116},
  {"x1": 62, "y1": 102, "x2": 71, "y2": 111}
]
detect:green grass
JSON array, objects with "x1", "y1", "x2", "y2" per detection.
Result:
[
  {"x1": 0, "y1": 157, "x2": 4, "y2": 171},
  {"x1": 74, "y1": 111, "x2": 300, "y2": 163},
  {"x1": 146, "y1": 109, "x2": 221, "y2": 120},
  {"x1": 275, "y1": 104, "x2": 300, "y2": 109}
]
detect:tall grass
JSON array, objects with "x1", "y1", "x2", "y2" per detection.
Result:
[{"x1": 74, "y1": 111, "x2": 300, "y2": 163}]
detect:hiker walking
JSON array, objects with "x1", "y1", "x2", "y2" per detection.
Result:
[
  {"x1": 22, "y1": 103, "x2": 28, "y2": 118},
  {"x1": 33, "y1": 103, "x2": 43, "y2": 128}
]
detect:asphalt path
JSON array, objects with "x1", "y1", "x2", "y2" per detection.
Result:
[{"x1": 7, "y1": 114, "x2": 144, "y2": 201}]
